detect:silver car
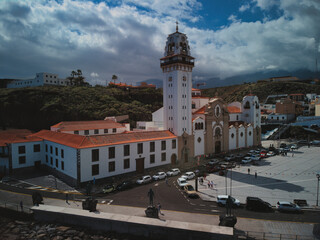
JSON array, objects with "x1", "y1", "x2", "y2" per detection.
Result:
[{"x1": 276, "y1": 201, "x2": 302, "y2": 213}]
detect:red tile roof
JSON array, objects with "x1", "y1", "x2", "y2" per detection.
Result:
[
  {"x1": 51, "y1": 120, "x2": 125, "y2": 132},
  {"x1": 31, "y1": 130, "x2": 176, "y2": 149},
  {"x1": 0, "y1": 129, "x2": 40, "y2": 146},
  {"x1": 193, "y1": 106, "x2": 206, "y2": 114},
  {"x1": 192, "y1": 96, "x2": 209, "y2": 99},
  {"x1": 192, "y1": 88, "x2": 201, "y2": 91},
  {"x1": 227, "y1": 106, "x2": 241, "y2": 113}
]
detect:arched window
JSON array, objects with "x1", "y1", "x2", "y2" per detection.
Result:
[
  {"x1": 240, "y1": 132, "x2": 244, "y2": 137},
  {"x1": 249, "y1": 131, "x2": 252, "y2": 136},
  {"x1": 215, "y1": 127, "x2": 221, "y2": 137},
  {"x1": 182, "y1": 76, "x2": 186, "y2": 81},
  {"x1": 231, "y1": 133, "x2": 234, "y2": 138},
  {"x1": 244, "y1": 101, "x2": 250, "y2": 109},
  {"x1": 200, "y1": 122, "x2": 203, "y2": 129},
  {"x1": 236, "y1": 115, "x2": 239, "y2": 120}
]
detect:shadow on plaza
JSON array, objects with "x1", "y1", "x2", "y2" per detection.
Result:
[{"x1": 224, "y1": 170, "x2": 304, "y2": 193}]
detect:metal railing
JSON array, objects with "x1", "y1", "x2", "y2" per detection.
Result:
[{"x1": 235, "y1": 230, "x2": 316, "y2": 240}]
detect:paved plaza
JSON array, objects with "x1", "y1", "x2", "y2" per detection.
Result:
[{"x1": 197, "y1": 144, "x2": 320, "y2": 206}]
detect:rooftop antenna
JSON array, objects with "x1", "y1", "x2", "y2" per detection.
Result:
[{"x1": 176, "y1": 20, "x2": 179, "y2": 32}]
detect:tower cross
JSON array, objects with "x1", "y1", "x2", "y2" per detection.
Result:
[{"x1": 176, "y1": 21, "x2": 179, "y2": 32}]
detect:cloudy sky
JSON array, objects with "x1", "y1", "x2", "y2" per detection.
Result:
[{"x1": 0, "y1": 0, "x2": 319, "y2": 85}]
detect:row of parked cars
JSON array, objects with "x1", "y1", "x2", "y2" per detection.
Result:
[{"x1": 216, "y1": 195, "x2": 302, "y2": 213}]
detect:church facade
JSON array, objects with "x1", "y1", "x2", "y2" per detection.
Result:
[{"x1": 159, "y1": 25, "x2": 261, "y2": 165}]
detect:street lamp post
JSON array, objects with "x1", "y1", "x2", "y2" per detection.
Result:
[{"x1": 316, "y1": 173, "x2": 320, "y2": 206}]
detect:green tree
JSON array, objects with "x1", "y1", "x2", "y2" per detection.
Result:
[{"x1": 67, "y1": 69, "x2": 88, "y2": 86}]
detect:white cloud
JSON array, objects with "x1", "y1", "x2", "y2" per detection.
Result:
[
  {"x1": 90, "y1": 72, "x2": 99, "y2": 77},
  {"x1": 0, "y1": 0, "x2": 319, "y2": 84},
  {"x1": 239, "y1": 3, "x2": 250, "y2": 12}
]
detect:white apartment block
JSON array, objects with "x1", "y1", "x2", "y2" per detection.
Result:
[{"x1": 6, "y1": 72, "x2": 71, "y2": 88}]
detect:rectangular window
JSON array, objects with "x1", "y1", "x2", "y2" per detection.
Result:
[
  {"x1": 84, "y1": 130, "x2": 89, "y2": 135},
  {"x1": 94, "y1": 129, "x2": 99, "y2": 134},
  {"x1": 112, "y1": 128, "x2": 116, "y2": 133},
  {"x1": 50, "y1": 146, "x2": 53, "y2": 154},
  {"x1": 92, "y1": 164, "x2": 99, "y2": 176},
  {"x1": 109, "y1": 147, "x2": 115, "y2": 159},
  {"x1": 18, "y1": 146, "x2": 25, "y2": 154},
  {"x1": 137, "y1": 143, "x2": 143, "y2": 154},
  {"x1": 61, "y1": 149, "x2": 64, "y2": 158},
  {"x1": 161, "y1": 141, "x2": 166, "y2": 150},
  {"x1": 50, "y1": 157, "x2": 53, "y2": 165},
  {"x1": 150, "y1": 142, "x2": 155, "y2": 152},
  {"x1": 150, "y1": 154, "x2": 155, "y2": 164},
  {"x1": 33, "y1": 144, "x2": 40, "y2": 152},
  {"x1": 55, "y1": 147, "x2": 58, "y2": 156},
  {"x1": 161, "y1": 152, "x2": 166, "y2": 162},
  {"x1": 92, "y1": 149, "x2": 99, "y2": 162},
  {"x1": 109, "y1": 161, "x2": 115, "y2": 172},
  {"x1": 172, "y1": 139, "x2": 176, "y2": 149},
  {"x1": 124, "y1": 158, "x2": 130, "y2": 169},
  {"x1": 45, "y1": 144, "x2": 48, "y2": 152},
  {"x1": 61, "y1": 161, "x2": 64, "y2": 170},
  {"x1": 55, "y1": 159, "x2": 58, "y2": 168},
  {"x1": 74, "y1": 130, "x2": 79, "y2": 134},
  {"x1": 19, "y1": 156, "x2": 26, "y2": 164},
  {"x1": 124, "y1": 145, "x2": 130, "y2": 156},
  {"x1": 46, "y1": 155, "x2": 48, "y2": 163},
  {"x1": 104, "y1": 129, "x2": 108, "y2": 134}
]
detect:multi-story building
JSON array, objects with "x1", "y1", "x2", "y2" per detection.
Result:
[{"x1": 6, "y1": 72, "x2": 71, "y2": 88}]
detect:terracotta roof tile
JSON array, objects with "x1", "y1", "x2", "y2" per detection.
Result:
[
  {"x1": 0, "y1": 129, "x2": 39, "y2": 146},
  {"x1": 51, "y1": 120, "x2": 126, "y2": 132},
  {"x1": 227, "y1": 106, "x2": 242, "y2": 113},
  {"x1": 193, "y1": 106, "x2": 206, "y2": 114},
  {"x1": 31, "y1": 130, "x2": 176, "y2": 149}
]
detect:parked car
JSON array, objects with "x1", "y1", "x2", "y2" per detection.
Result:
[
  {"x1": 184, "y1": 184, "x2": 198, "y2": 198},
  {"x1": 181, "y1": 172, "x2": 195, "y2": 180},
  {"x1": 101, "y1": 184, "x2": 115, "y2": 194},
  {"x1": 290, "y1": 144, "x2": 298, "y2": 150},
  {"x1": 225, "y1": 155, "x2": 235, "y2": 161},
  {"x1": 246, "y1": 197, "x2": 273, "y2": 212},
  {"x1": 152, "y1": 172, "x2": 166, "y2": 181},
  {"x1": 311, "y1": 140, "x2": 320, "y2": 145},
  {"x1": 177, "y1": 177, "x2": 188, "y2": 188},
  {"x1": 251, "y1": 155, "x2": 261, "y2": 161},
  {"x1": 136, "y1": 175, "x2": 152, "y2": 184},
  {"x1": 276, "y1": 201, "x2": 302, "y2": 213},
  {"x1": 248, "y1": 150, "x2": 256, "y2": 154},
  {"x1": 267, "y1": 151, "x2": 275, "y2": 157},
  {"x1": 166, "y1": 168, "x2": 181, "y2": 177},
  {"x1": 241, "y1": 157, "x2": 252, "y2": 164},
  {"x1": 217, "y1": 195, "x2": 241, "y2": 207},
  {"x1": 116, "y1": 180, "x2": 134, "y2": 191},
  {"x1": 280, "y1": 143, "x2": 287, "y2": 148}
]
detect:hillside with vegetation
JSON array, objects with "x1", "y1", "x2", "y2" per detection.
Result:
[
  {"x1": 202, "y1": 81, "x2": 320, "y2": 103},
  {"x1": 0, "y1": 86, "x2": 162, "y2": 131},
  {"x1": 1, "y1": 81, "x2": 320, "y2": 132}
]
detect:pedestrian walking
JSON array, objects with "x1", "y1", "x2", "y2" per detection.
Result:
[
  {"x1": 66, "y1": 193, "x2": 69, "y2": 204},
  {"x1": 207, "y1": 181, "x2": 211, "y2": 189},
  {"x1": 210, "y1": 180, "x2": 214, "y2": 189},
  {"x1": 255, "y1": 171, "x2": 257, "y2": 179},
  {"x1": 165, "y1": 176, "x2": 168, "y2": 185},
  {"x1": 20, "y1": 200, "x2": 23, "y2": 212},
  {"x1": 157, "y1": 203, "x2": 163, "y2": 215},
  {"x1": 292, "y1": 153, "x2": 294, "y2": 157},
  {"x1": 248, "y1": 168, "x2": 250, "y2": 175}
]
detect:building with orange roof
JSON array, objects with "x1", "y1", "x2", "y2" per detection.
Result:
[
  {"x1": 1, "y1": 129, "x2": 177, "y2": 186},
  {"x1": 50, "y1": 119, "x2": 129, "y2": 136}
]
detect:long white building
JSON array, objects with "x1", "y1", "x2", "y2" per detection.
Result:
[{"x1": 6, "y1": 72, "x2": 71, "y2": 88}]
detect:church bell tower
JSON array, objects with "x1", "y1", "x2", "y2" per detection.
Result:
[{"x1": 160, "y1": 23, "x2": 195, "y2": 136}]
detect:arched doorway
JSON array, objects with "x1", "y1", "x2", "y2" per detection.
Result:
[
  {"x1": 215, "y1": 141, "x2": 221, "y2": 153},
  {"x1": 171, "y1": 154, "x2": 177, "y2": 165}
]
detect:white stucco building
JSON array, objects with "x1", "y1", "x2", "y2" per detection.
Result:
[{"x1": 6, "y1": 72, "x2": 71, "y2": 88}]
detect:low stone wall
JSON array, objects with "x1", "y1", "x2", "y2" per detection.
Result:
[{"x1": 32, "y1": 205, "x2": 234, "y2": 240}]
